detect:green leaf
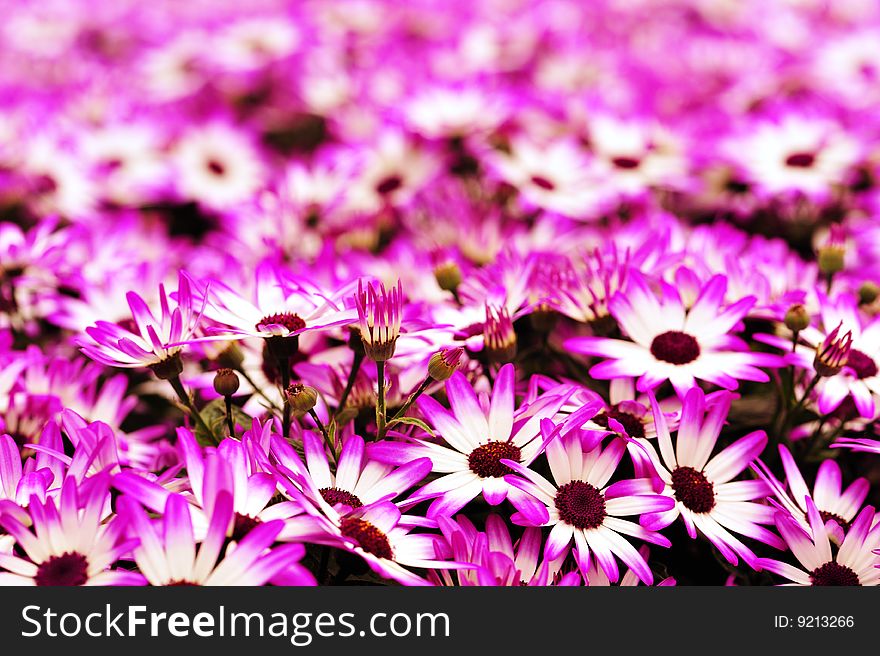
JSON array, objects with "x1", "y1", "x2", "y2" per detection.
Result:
[{"x1": 385, "y1": 416, "x2": 434, "y2": 436}]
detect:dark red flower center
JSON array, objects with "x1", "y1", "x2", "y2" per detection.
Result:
[
  {"x1": 819, "y1": 511, "x2": 850, "y2": 530},
  {"x1": 819, "y1": 510, "x2": 849, "y2": 530},
  {"x1": 846, "y1": 349, "x2": 878, "y2": 379},
  {"x1": 231, "y1": 513, "x2": 262, "y2": 542},
  {"x1": 32, "y1": 174, "x2": 59, "y2": 195},
  {"x1": 785, "y1": 152, "x2": 816, "y2": 168},
  {"x1": 555, "y1": 480, "x2": 607, "y2": 529},
  {"x1": 468, "y1": 441, "x2": 522, "y2": 478},
  {"x1": 320, "y1": 487, "x2": 364, "y2": 510},
  {"x1": 256, "y1": 312, "x2": 306, "y2": 333},
  {"x1": 206, "y1": 159, "x2": 226, "y2": 176},
  {"x1": 809, "y1": 562, "x2": 860, "y2": 586},
  {"x1": 650, "y1": 331, "x2": 701, "y2": 365},
  {"x1": 167, "y1": 580, "x2": 199, "y2": 586},
  {"x1": 593, "y1": 405, "x2": 646, "y2": 438},
  {"x1": 529, "y1": 175, "x2": 556, "y2": 190},
  {"x1": 340, "y1": 517, "x2": 393, "y2": 560},
  {"x1": 671, "y1": 466, "x2": 715, "y2": 513},
  {"x1": 725, "y1": 178, "x2": 750, "y2": 194},
  {"x1": 34, "y1": 552, "x2": 89, "y2": 586},
  {"x1": 611, "y1": 156, "x2": 641, "y2": 170},
  {"x1": 375, "y1": 175, "x2": 403, "y2": 195}
]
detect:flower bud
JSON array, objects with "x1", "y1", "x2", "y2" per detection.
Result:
[
  {"x1": 818, "y1": 249, "x2": 845, "y2": 276},
  {"x1": 286, "y1": 383, "x2": 318, "y2": 414},
  {"x1": 355, "y1": 279, "x2": 403, "y2": 362},
  {"x1": 817, "y1": 225, "x2": 846, "y2": 277},
  {"x1": 213, "y1": 368, "x2": 240, "y2": 397},
  {"x1": 814, "y1": 323, "x2": 852, "y2": 377},
  {"x1": 428, "y1": 347, "x2": 464, "y2": 381},
  {"x1": 484, "y1": 304, "x2": 517, "y2": 364},
  {"x1": 859, "y1": 282, "x2": 880, "y2": 306},
  {"x1": 783, "y1": 304, "x2": 809, "y2": 333},
  {"x1": 434, "y1": 261, "x2": 462, "y2": 294}
]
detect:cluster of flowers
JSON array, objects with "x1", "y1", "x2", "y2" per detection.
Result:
[{"x1": 3, "y1": 0, "x2": 880, "y2": 586}]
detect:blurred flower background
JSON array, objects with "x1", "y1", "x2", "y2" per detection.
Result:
[{"x1": 3, "y1": 0, "x2": 880, "y2": 586}]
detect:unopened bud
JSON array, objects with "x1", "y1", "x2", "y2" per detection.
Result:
[
  {"x1": 286, "y1": 384, "x2": 318, "y2": 414},
  {"x1": 434, "y1": 261, "x2": 462, "y2": 294},
  {"x1": 814, "y1": 323, "x2": 852, "y2": 377},
  {"x1": 859, "y1": 282, "x2": 880, "y2": 306},
  {"x1": 783, "y1": 304, "x2": 810, "y2": 333},
  {"x1": 355, "y1": 279, "x2": 403, "y2": 362},
  {"x1": 484, "y1": 304, "x2": 517, "y2": 364},
  {"x1": 428, "y1": 347, "x2": 464, "y2": 381},
  {"x1": 213, "y1": 368, "x2": 240, "y2": 397},
  {"x1": 818, "y1": 249, "x2": 845, "y2": 276},
  {"x1": 818, "y1": 225, "x2": 846, "y2": 277}
]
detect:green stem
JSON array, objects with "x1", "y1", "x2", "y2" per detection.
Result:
[
  {"x1": 806, "y1": 421, "x2": 846, "y2": 461},
  {"x1": 375, "y1": 360, "x2": 387, "y2": 440},
  {"x1": 224, "y1": 396, "x2": 235, "y2": 437},
  {"x1": 237, "y1": 367, "x2": 282, "y2": 412},
  {"x1": 388, "y1": 375, "x2": 432, "y2": 424},
  {"x1": 335, "y1": 350, "x2": 364, "y2": 419},
  {"x1": 309, "y1": 408, "x2": 337, "y2": 467},
  {"x1": 279, "y1": 357, "x2": 291, "y2": 440},
  {"x1": 791, "y1": 373, "x2": 821, "y2": 417},
  {"x1": 168, "y1": 376, "x2": 216, "y2": 444}
]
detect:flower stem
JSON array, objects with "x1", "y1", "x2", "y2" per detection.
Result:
[
  {"x1": 236, "y1": 367, "x2": 282, "y2": 412},
  {"x1": 279, "y1": 356, "x2": 291, "y2": 439},
  {"x1": 791, "y1": 373, "x2": 821, "y2": 417},
  {"x1": 224, "y1": 396, "x2": 235, "y2": 437},
  {"x1": 335, "y1": 350, "x2": 364, "y2": 419},
  {"x1": 375, "y1": 360, "x2": 387, "y2": 440},
  {"x1": 388, "y1": 375, "x2": 432, "y2": 424},
  {"x1": 167, "y1": 376, "x2": 216, "y2": 444},
  {"x1": 309, "y1": 408, "x2": 336, "y2": 467}
]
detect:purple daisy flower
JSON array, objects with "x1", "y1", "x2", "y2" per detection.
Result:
[
  {"x1": 431, "y1": 514, "x2": 580, "y2": 587},
  {"x1": 566, "y1": 272, "x2": 781, "y2": 396},
  {"x1": 757, "y1": 500, "x2": 880, "y2": 586},
  {"x1": 502, "y1": 430, "x2": 674, "y2": 584},
  {"x1": 0, "y1": 433, "x2": 52, "y2": 508},
  {"x1": 584, "y1": 545, "x2": 676, "y2": 586},
  {"x1": 639, "y1": 387, "x2": 783, "y2": 567},
  {"x1": 188, "y1": 261, "x2": 358, "y2": 342},
  {"x1": 77, "y1": 272, "x2": 201, "y2": 374},
  {"x1": 269, "y1": 432, "x2": 433, "y2": 512},
  {"x1": 117, "y1": 492, "x2": 314, "y2": 586},
  {"x1": 0, "y1": 475, "x2": 144, "y2": 586},
  {"x1": 274, "y1": 474, "x2": 457, "y2": 587},
  {"x1": 370, "y1": 363, "x2": 577, "y2": 521},
  {"x1": 753, "y1": 444, "x2": 869, "y2": 541}
]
